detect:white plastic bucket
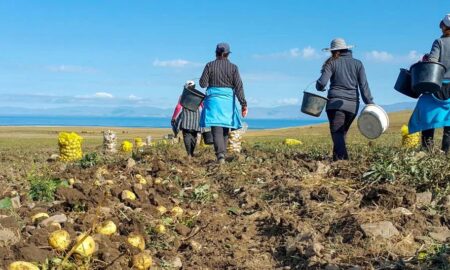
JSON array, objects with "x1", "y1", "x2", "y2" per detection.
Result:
[{"x1": 357, "y1": 104, "x2": 389, "y2": 139}]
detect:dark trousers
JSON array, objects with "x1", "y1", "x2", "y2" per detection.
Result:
[
  {"x1": 182, "y1": 129, "x2": 198, "y2": 156},
  {"x1": 211, "y1": 126, "x2": 230, "y2": 160},
  {"x1": 327, "y1": 110, "x2": 356, "y2": 161},
  {"x1": 421, "y1": 127, "x2": 450, "y2": 153},
  {"x1": 421, "y1": 83, "x2": 450, "y2": 153}
]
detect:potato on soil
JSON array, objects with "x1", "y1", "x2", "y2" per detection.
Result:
[
  {"x1": 31, "y1": 212, "x2": 49, "y2": 224},
  {"x1": 127, "y1": 233, "x2": 145, "y2": 250},
  {"x1": 48, "y1": 229, "x2": 71, "y2": 251},
  {"x1": 132, "y1": 251, "x2": 152, "y2": 270},
  {"x1": 171, "y1": 206, "x2": 183, "y2": 217},
  {"x1": 74, "y1": 233, "x2": 96, "y2": 257},
  {"x1": 156, "y1": 205, "x2": 167, "y2": 215},
  {"x1": 121, "y1": 190, "x2": 137, "y2": 201},
  {"x1": 8, "y1": 261, "x2": 39, "y2": 270},
  {"x1": 155, "y1": 224, "x2": 166, "y2": 235},
  {"x1": 96, "y1": 220, "x2": 117, "y2": 236}
]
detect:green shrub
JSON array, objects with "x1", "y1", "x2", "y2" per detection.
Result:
[
  {"x1": 79, "y1": 152, "x2": 100, "y2": 169},
  {"x1": 29, "y1": 175, "x2": 68, "y2": 201}
]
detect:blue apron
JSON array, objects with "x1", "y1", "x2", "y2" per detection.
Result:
[
  {"x1": 408, "y1": 82, "x2": 450, "y2": 133},
  {"x1": 200, "y1": 87, "x2": 242, "y2": 129}
]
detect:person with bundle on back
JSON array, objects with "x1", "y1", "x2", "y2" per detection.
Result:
[
  {"x1": 171, "y1": 80, "x2": 203, "y2": 159},
  {"x1": 409, "y1": 14, "x2": 450, "y2": 153},
  {"x1": 199, "y1": 42, "x2": 248, "y2": 165},
  {"x1": 316, "y1": 38, "x2": 375, "y2": 161}
]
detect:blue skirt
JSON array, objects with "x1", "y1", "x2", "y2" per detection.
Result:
[
  {"x1": 409, "y1": 93, "x2": 450, "y2": 133},
  {"x1": 200, "y1": 87, "x2": 242, "y2": 129}
]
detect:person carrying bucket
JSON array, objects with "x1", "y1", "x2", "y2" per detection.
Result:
[
  {"x1": 199, "y1": 42, "x2": 248, "y2": 164},
  {"x1": 408, "y1": 14, "x2": 450, "y2": 153},
  {"x1": 316, "y1": 38, "x2": 375, "y2": 161},
  {"x1": 171, "y1": 80, "x2": 203, "y2": 159}
]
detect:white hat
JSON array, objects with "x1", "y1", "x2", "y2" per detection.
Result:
[
  {"x1": 442, "y1": 14, "x2": 450, "y2": 27},
  {"x1": 184, "y1": 80, "x2": 195, "y2": 88},
  {"x1": 322, "y1": 38, "x2": 354, "y2": 52}
]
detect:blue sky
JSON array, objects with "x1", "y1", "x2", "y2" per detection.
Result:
[{"x1": 0, "y1": 0, "x2": 448, "y2": 110}]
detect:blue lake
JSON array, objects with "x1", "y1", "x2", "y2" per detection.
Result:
[{"x1": 0, "y1": 116, "x2": 325, "y2": 130}]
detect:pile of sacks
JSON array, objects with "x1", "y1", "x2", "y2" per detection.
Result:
[
  {"x1": 401, "y1": 125, "x2": 420, "y2": 149},
  {"x1": 103, "y1": 130, "x2": 117, "y2": 154},
  {"x1": 58, "y1": 132, "x2": 83, "y2": 162},
  {"x1": 227, "y1": 123, "x2": 248, "y2": 153}
]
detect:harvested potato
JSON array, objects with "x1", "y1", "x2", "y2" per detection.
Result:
[
  {"x1": 155, "y1": 224, "x2": 166, "y2": 235},
  {"x1": 96, "y1": 220, "x2": 117, "y2": 236},
  {"x1": 171, "y1": 206, "x2": 183, "y2": 217},
  {"x1": 74, "y1": 234, "x2": 96, "y2": 257},
  {"x1": 48, "y1": 229, "x2": 71, "y2": 251},
  {"x1": 121, "y1": 190, "x2": 137, "y2": 201},
  {"x1": 31, "y1": 212, "x2": 49, "y2": 224},
  {"x1": 135, "y1": 174, "x2": 148, "y2": 185},
  {"x1": 132, "y1": 251, "x2": 153, "y2": 270},
  {"x1": 127, "y1": 233, "x2": 145, "y2": 250},
  {"x1": 156, "y1": 206, "x2": 167, "y2": 215},
  {"x1": 8, "y1": 261, "x2": 39, "y2": 270}
]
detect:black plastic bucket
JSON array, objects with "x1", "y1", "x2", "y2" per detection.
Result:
[
  {"x1": 202, "y1": 131, "x2": 214, "y2": 145},
  {"x1": 301, "y1": 92, "x2": 328, "y2": 117},
  {"x1": 180, "y1": 88, "x2": 205, "y2": 111},
  {"x1": 394, "y1": 68, "x2": 420, "y2": 99},
  {"x1": 411, "y1": 62, "x2": 447, "y2": 94}
]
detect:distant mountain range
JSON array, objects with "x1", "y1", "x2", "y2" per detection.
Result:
[{"x1": 0, "y1": 102, "x2": 416, "y2": 119}]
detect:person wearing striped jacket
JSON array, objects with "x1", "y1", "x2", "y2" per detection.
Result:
[
  {"x1": 171, "y1": 80, "x2": 203, "y2": 158},
  {"x1": 199, "y1": 43, "x2": 248, "y2": 164}
]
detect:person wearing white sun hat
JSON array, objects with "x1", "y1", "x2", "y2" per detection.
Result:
[
  {"x1": 316, "y1": 38, "x2": 375, "y2": 161},
  {"x1": 409, "y1": 14, "x2": 450, "y2": 153}
]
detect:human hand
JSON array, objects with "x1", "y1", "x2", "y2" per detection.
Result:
[
  {"x1": 171, "y1": 119, "x2": 176, "y2": 126},
  {"x1": 242, "y1": 106, "x2": 248, "y2": 118}
]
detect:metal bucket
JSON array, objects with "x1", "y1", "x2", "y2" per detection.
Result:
[
  {"x1": 394, "y1": 68, "x2": 420, "y2": 99},
  {"x1": 411, "y1": 62, "x2": 447, "y2": 94},
  {"x1": 301, "y1": 91, "x2": 328, "y2": 117},
  {"x1": 202, "y1": 131, "x2": 214, "y2": 145},
  {"x1": 180, "y1": 88, "x2": 205, "y2": 111}
]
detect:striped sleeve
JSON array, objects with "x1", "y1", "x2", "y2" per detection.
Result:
[
  {"x1": 199, "y1": 63, "x2": 210, "y2": 88},
  {"x1": 232, "y1": 66, "x2": 246, "y2": 107}
]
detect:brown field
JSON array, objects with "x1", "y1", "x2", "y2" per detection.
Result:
[{"x1": 0, "y1": 110, "x2": 449, "y2": 270}]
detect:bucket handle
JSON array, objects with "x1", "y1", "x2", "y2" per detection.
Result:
[
  {"x1": 303, "y1": 80, "x2": 328, "y2": 92},
  {"x1": 303, "y1": 80, "x2": 317, "y2": 92}
]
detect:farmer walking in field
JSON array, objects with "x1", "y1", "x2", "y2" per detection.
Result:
[
  {"x1": 409, "y1": 14, "x2": 450, "y2": 153},
  {"x1": 199, "y1": 43, "x2": 248, "y2": 164},
  {"x1": 171, "y1": 80, "x2": 203, "y2": 159},
  {"x1": 316, "y1": 38, "x2": 375, "y2": 161}
]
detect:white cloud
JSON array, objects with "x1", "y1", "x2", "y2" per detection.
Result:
[
  {"x1": 153, "y1": 59, "x2": 200, "y2": 68},
  {"x1": 76, "y1": 92, "x2": 114, "y2": 99},
  {"x1": 365, "y1": 50, "x2": 423, "y2": 63},
  {"x1": 365, "y1": 51, "x2": 394, "y2": 62},
  {"x1": 128, "y1": 94, "x2": 142, "y2": 101},
  {"x1": 253, "y1": 46, "x2": 322, "y2": 60},
  {"x1": 94, "y1": 92, "x2": 114, "y2": 98},
  {"x1": 406, "y1": 50, "x2": 423, "y2": 62},
  {"x1": 47, "y1": 65, "x2": 97, "y2": 74},
  {"x1": 246, "y1": 97, "x2": 260, "y2": 106},
  {"x1": 277, "y1": 98, "x2": 300, "y2": 105},
  {"x1": 289, "y1": 46, "x2": 319, "y2": 59}
]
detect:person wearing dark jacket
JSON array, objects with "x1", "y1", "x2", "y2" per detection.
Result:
[
  {"x1": 409, "y1": 14, "x2": 450, "y2": 153},
  {"x1": 199, "y1": 42, "x2": 248, "y2": 164},
  {"x1": 316, "y1": 38, "x2": 374, "y2": 161},
  {"x1": 171, "y1": 80, "x2": 203, "y2": 158}
]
